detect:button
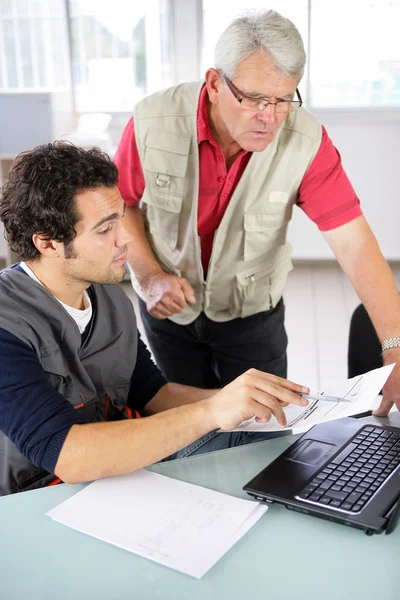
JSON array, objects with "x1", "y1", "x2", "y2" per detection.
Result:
[
  {"x1": 309, "y1": 492, "x2": 323, "y2": 502},
  {"x1": 298, "y1": 487, "x2": 314, "y2": 498},
  {"x1": 345, "y1": 481, "x2": 358, "y2": 489},
  {"x1": 319, "y1": 481, "x2": 332, "y2": 490},
  {"x1": 325, "y1": 490, "x2": 349, "y2": 502},
  {"x1": 319, "y1": 497, "x2": 331, "y2": 505},
  {"x1": 330, "y1": 500, "x2": 342, "y2": 508},
  {"x1": 347, "y1": 491, "x2": 362, "y2": 505}
]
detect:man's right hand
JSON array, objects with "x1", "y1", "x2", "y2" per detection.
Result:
[
  {"x1": 140, "y1": 271, "x2": 196, "y2": 319},
  {"x1": 206, "y1": 369, "x2": 310, "y2": 431}
]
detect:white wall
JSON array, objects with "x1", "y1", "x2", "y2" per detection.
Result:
[
  {"x1": 288, "y1": 109, "x2": 400, "y2": 260},
  {"x1": 0, "y1": 90, "x2": 73, "y2": 261}
]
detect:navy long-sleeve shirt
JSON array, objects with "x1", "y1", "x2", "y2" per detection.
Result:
[{"x1": 0, "y1": 327, "x2": 166, "y2": 474}]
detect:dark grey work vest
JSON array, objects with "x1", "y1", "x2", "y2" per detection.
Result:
[{"x1": 0, "y1": 268, "x2": 137, "y2": 495}]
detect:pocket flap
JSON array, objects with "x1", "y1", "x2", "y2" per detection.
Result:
[
  {"x1": 40, "y1": 345, "x2": 68, "y2": 376},
  {"x1": 144, "y1": 129, "x2": 191, "y2": 178},
  {"x1": 146, "y1": 193, "x2": 183, "y2": 213},
  {"x1": 244, "y1": 212, "x2": 284, "y2": 232},
  {"x1": 146, "y1": 129, "x2": 191, "y2": 155},
  {"x1": 144, "y1": 148, "x2": 188, "y2": 178}
]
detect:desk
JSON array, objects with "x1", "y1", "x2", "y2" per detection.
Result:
[{"x1": 1, "y1": 415, "x2": 399, "y2": 600}]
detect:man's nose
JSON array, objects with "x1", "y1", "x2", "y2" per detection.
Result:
[
  {"x1": 256, "y1": 103, "x2": 276, "y2": 124},
  {"x1": 116, "y1": 221, "x2": 133, "y2": 247}
]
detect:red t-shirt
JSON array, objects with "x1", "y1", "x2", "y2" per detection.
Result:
[{"x1": 114, "y1": 86, "x2": 362, "y2": 274}]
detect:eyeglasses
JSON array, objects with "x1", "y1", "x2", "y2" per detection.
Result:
[{"x1": 223, "y1": 76, "x2": 303, "y2": 114}]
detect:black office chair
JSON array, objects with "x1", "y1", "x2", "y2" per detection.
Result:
[{"x1": 348, "y1": 304, "x2": 382, "y2": 378}]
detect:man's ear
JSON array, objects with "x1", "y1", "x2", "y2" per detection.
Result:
[
  {"x1": 32, "y1": 234, "x2": 61, "y2": 258},
  {"x1": 205, "y1": 68, "x2": 222, "y2": 105}
]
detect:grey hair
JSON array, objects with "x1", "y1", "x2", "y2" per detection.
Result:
[{"x1": 214, "y1": 9, "x2": 306, "y2": 82}]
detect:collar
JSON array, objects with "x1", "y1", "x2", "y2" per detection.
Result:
[
  {"x1": 197, "y1": 83, "x2": 250, "y2": 158},
  {"x1": 197, "y1": 84, "x2": 217, "y2": 145}
]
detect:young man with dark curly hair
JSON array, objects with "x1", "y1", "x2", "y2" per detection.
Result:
[{"x1": 0, "y1": 141, "x2": 310, "y2": 495}]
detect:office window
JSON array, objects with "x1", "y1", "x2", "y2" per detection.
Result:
[
  {"x1": 0, "y1": 0, "x2": 69, "y2": 90},
  {"x1": 68, "y1": 0, "x2": 172, "y2": 113},
  {"x1": 202, "y1": 0, "x2": 400, "y2": 109},
  {"x1": 0, "y1": 0, "x2": 172, "y2": 113},
  {"x1": 310, "y1": 0, "x2": 400, "y2": 107}
]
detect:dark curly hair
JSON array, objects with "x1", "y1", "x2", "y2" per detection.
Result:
[{"x1": 0, "y1": 141, "x2": 118, "y2": 260}]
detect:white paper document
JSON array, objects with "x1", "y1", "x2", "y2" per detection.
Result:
[
  {"x1": 229, "y1": 364, "x2": 395, "y2": 433},
  {"x1": 46, "y1": 470, "x2": 267, "y2": 579}
]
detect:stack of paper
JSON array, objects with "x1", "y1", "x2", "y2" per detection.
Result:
[{"x1": 47, "y1": 470, "x2": 267, "y2": 579}]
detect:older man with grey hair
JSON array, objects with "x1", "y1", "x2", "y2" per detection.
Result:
[{"x1": 115, "y1": 9, "x2": 400, "y2": 418}]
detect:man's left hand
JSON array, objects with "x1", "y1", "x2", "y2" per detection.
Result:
[{"x1": 374, "y1": 349, "x2": 400, "y2": 416}]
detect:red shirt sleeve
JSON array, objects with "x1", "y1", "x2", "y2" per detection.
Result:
[
  {"x1": 297, "y1": 126, "x2": 362, "y2": 230},
  {"x1": 114, "y1": 117, "x2": 145, "y2": 206}
]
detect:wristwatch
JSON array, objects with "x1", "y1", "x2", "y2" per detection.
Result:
[{"x1": 381, "y1": 337, "x2": 400, "y2": 352}]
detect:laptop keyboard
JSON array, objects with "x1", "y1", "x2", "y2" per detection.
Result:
[{"x1": 297, "y1": 426, "x2": 400, "y2": 513}]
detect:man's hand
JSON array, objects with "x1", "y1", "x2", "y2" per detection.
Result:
[
  {"x1": 140, "y1": 271, "x2": 196, "y2": 319},
  {"x1": 373, "y1": 349, "x2": 400, "y2": 417},
  {"x1": 206, "y1": 369, "x2": 310, "y2": 431}
]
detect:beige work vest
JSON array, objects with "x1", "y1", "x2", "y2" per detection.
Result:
[{"x1": 132, "y1": 82, "x2": 322, "y2": 324}]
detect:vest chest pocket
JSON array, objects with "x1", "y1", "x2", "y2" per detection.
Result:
[
  {"x1": 236, "y1": 263, "x2": 273, "y2": 319},
  {"x1": 142, "y1": 128, "x2": 190, "y2": 250},
  {"x1": 40, "y1": 346, "x2": 96, "y2": 413},
  {"x1": 145, "y1": 192, "x2": 183, "y2": 250},
  {"x1": 144, "y1": 128, "x2": 191, "y2": 178},
  {"x1": 244, "y1": 200, "x2": 291, "y2": 261}
]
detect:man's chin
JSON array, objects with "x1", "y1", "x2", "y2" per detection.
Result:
[
  {"x1": 240, "y1": 135, "x2": 274, "y2": 152},
  {"x1": 99, "y1": 266, "x2": 127, "y2": 286},
  {"x1": 110, "y1": 268, "x2": 127, "y2": 285}
]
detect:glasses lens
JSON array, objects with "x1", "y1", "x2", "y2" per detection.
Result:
[
  {"x1": 240, "y1": 98, "x2": 301, "y2": 113},
  {"x1": 241, "y1": 97, "x2": 262, "y2": 110},
  {"x1": 277, "y1": 101, "x2": 301, "y2": 114},
  {"x1": 275, "y1": 101, "x2": 293, "y2": 114}
]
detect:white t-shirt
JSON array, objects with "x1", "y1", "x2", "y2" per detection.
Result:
[{"x1": 20, "y1": 262, "x2": 92, "y2": 334}]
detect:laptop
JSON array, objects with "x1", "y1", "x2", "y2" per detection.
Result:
[{"x1": 243, "y1": 416, "x2": 400, "y2": 535}]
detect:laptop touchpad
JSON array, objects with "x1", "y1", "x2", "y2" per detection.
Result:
[{"x1": 287, "y1": 439, "x2": 335, "y2": 466}]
